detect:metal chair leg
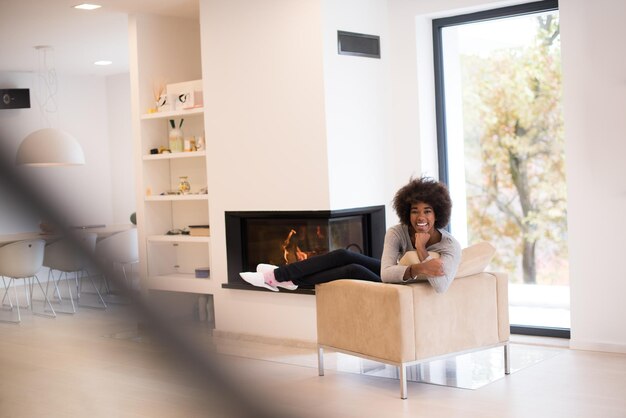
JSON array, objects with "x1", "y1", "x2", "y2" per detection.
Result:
[
  {"x1": 13, "y1": 279, "x2": 21, "y2": 323},
  {"x1": 53, "y1": 271, "x2": 64, "y2": 301},
  {"x1": 100, "y1": 272, "x2": 111, "y2": 294},
  {"x1": 318, "y1": 346, "x2": 325, "y2": 376},
  {"x1": 25, "y1": 279, "x2": 31, "y2": 309},
  {"x1": 45, "y1": 269, "x2": 61, "y2": 302},
  {"x1": 77, "y1": 270, "x2": 107, "y2": 309},
  {"x1": 1, "y1": 277, "x2": 28, "y2": 310},
  {"x1": 0, "y1": 278, "x2": 22, "y2": 324},
  {"x1": 89, "y1": 272, "x2": 107, "y2": 308},
  {"x1": 65, "y1": 272, "x2": 77, "y2": 313},
  {"x1": 99, "y1": 264, "x2": 130, "y2": 305},
  {"x1": 46, "y1": 270, "x2": 77, "y2": 314},
  {"x1": 2, "y1": 276, "x2": 14, "y2": 308},
  {"x1": 399, "y1": 364, "x2": 408, "y2": 399},
  {"x1": 32, "y1": 275, "x2": 56, "y2": 318},
  {"x1": 504, "y1": 343, "x2": 511, "y2": 375}
]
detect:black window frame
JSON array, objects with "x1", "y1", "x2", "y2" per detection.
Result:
[{"x1": 432, "y1": 0, "x2": 568, "y2": 339}]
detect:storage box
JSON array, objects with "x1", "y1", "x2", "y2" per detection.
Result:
[
  {"x1": 195, "y1": 267, "x2": 210, "y2": 279},
  {"x1": 166, "y1": 80, "x2": 203, "y2": 110},
  {"x1": 189, "y1": 224, "x2": 210, "y2": 237}
]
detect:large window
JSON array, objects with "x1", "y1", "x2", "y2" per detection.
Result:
[{"x1": 433, "y1": 1, "x2": 569, "y2": 337}]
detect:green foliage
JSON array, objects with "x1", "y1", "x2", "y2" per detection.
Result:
[{"x1": 461, "y1": 15, "x2": 568, "y2": 284}]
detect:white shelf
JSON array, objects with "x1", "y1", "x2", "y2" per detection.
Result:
[
  {"x1": 143, "y1": 151, "x2": 206, "y2": 161},
  {"x1": 141, "y1": 107, "x2": 204, "y2": 120},
  {"x1": 145, "y1": 194, "x2": 208, "y2": 202},
  {"x1": 147, "y1": 235, "x2": 210, "y2": 243},
  {"x1": 146, "y1": 274, "x2": 211, "y2": 293}
]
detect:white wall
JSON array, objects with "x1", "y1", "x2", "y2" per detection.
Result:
[
  {"x1": 200, "y1": 0, "x2": 330, "y2": 341},
  {"x1": 0, "y1": 72, "x2": 110, "y2": 229},
  {"x1": 0, "y1": 70, "x2": 135, "y2": 232},
  {"x1": 0, "y1": 72, "x2": 42, "y2": 233},
  {"x1": 560, "y1": 0, "x2": 626, "y2": 353},
  {"x1": 106, "y1": 73, "x2": 135, "y2": 225},
  {"x1": 321, "y1": 0, "x2": 390, "y2": 210},
  {"x1": 201, "y1": 0, "x2": 330, "y2": 212}
]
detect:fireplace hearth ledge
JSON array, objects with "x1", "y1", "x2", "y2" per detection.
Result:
[{"x1": 221, "y1": 282, "x2": 316, "y2": 295}]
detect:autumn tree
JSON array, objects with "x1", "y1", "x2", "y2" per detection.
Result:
[{"x1": 462, "y1": 16, "x2": 566, "y2": 284}]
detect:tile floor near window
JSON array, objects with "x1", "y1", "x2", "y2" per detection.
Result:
[{"x1": 0, "y1": 303, "x2": 624, "y2": 418}]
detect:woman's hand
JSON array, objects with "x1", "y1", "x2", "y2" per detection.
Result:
[
  {"x1": 414, "y1": 232, "x2": 430, "y2": 249},
  {"x1": 413, "y1": 232, "x2": 431, "y2": 262},
  {"x1": 409, "y1": 258, "x2": 444, "y2": 278},
  {"x1": 421, "y1": 258, "x2": 444, "y2": 276}
]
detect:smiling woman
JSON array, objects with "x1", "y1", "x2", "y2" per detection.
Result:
[
  {"x1": 383, "y1": 177, "x2": 460, "y2": 292},
  {"x1": 239, "y1": 177, "x2": 462, "y2": 293}
]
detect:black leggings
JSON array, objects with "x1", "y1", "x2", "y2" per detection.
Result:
[{"x1": 273, "y1": 249, "x2": 381, "y2": 286}]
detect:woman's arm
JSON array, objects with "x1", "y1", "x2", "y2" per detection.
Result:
[
  {"x1": 380, "y1": 227, "x2": 461, "y2": 292},
  {"x1": 380, "y1": 227, "x2": 411, "y2": 283},
  {"x1": 403, "y1": 230, "x2": 443, "y2": 280},
  {"x1": 404, "y1": 258, "x2": 444, "y2": 280},
  {"x1": 420, "y1": 234, "x2": 461, "y2": 293},
  {"x1": 413, "y1": 231, "x2": 431, "y2": 262}
]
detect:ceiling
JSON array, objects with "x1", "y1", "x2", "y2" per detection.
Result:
[{"x1": 0, "y1": 0, "x2": 199, "y2": 76}]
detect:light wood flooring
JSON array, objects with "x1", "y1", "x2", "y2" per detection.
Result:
[{"x1": 0, "y1": 302, "x2": 625, "y2": 418}]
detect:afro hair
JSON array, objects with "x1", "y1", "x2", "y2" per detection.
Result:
[{"x1": 392, "y1": 177, "x2": 452, "y2": 229}]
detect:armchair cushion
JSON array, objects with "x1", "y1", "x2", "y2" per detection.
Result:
[{"x1": 455, "y1": 241, "x2": 496, "y2": 278}]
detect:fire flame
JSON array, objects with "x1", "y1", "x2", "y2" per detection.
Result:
[{"x1": 281, "y1": 229, "x2": 308, "y2": 264}]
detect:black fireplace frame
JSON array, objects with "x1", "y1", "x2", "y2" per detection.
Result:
[{"x1": 223, "y1": 205, "x2": 386, "y2": 294}]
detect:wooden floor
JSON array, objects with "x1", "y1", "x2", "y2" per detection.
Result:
[{"x1": 1, "y1": 302, "x2": 625, "y2": 418}]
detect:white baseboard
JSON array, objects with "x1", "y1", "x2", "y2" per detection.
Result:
[
  {"x1": 569, "y1": 340, "x2": 626, "y2": 354},
  {"x1": 212, "y1": 329, "x2": 316, "y2": 349}
]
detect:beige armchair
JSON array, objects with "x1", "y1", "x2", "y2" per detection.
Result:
[{"x1": 315, "y1": 270, "x2": 510, "y2": 399}]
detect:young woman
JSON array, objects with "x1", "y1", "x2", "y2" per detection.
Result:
[{"x1": 240, "y1": 177, "x2": 461, "y2": 293}]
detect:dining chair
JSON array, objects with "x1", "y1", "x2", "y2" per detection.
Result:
[
  {"x1": 0, "y1": 239, "x2": 56, "y2": 323},
  {"x1": 94, "y1": 228, "x2": 139, "y2": 300},
  {"x1": 43, "y1": 232, "x2": 102, "y2": 312}
]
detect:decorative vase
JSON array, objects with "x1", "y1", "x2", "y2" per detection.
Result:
[
  {"x1": 168, "y1": 128, "x2": 184, "y2": 153},
  {"x1": 156, "y1": 93, "x2": 168, "y2": 112},
  {"x1": 196, "y1": 135, "x2": 205, "y2": 151},
  {"x1": 178, "y1": 176, "x2": 191, "y2": 194}
]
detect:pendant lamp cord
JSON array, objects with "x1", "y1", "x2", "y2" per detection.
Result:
[{"x1": 33, "y1": 46, "x2": 59, "y2": 128}]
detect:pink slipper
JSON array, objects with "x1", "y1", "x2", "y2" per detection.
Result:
[{"x1": 239, "y1": 272, "x2": 278, "y2": 291}]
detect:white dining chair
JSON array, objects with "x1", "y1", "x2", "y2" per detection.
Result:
[
  {"x1": 0, "y1": 239, "x2": 56, "y2": 323},
  {"x1": 43, "y1": 232, "x2": 103, "y2": 312},
  {"x1": 94, "y1": 228, "x2": 139, "y2": 300}
]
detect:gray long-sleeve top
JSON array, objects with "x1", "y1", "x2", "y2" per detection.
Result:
[{"x1": 380, "y1": 224, "x2": 461, "y2": 293}]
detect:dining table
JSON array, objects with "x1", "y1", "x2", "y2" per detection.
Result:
[{"x1": 0, "y1": 224, "x2": 135, "y2": 245}]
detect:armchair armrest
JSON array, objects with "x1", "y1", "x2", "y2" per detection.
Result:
[
  {"x1": 315, "y1": 280, "x2": 416, "y2": 363},
  {"x1": 490, "y1": 271, "x2": 510, "y2": 342}
]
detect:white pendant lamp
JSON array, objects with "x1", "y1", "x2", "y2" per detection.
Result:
[
  {"x1": 17, "y1": 128, "x2": 85, "y2": 166},
  {"x1": 16, "y1": 45, "x2": 86, "y2": 167}
]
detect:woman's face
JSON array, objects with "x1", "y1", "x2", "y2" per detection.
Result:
[{"x1": 409, "y1": 201, "x2": 436, "y2": 234}]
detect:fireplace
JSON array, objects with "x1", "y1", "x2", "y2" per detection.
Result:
[{"x1": 223, "y1": 206, "x2": 385, "y2": 294}]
